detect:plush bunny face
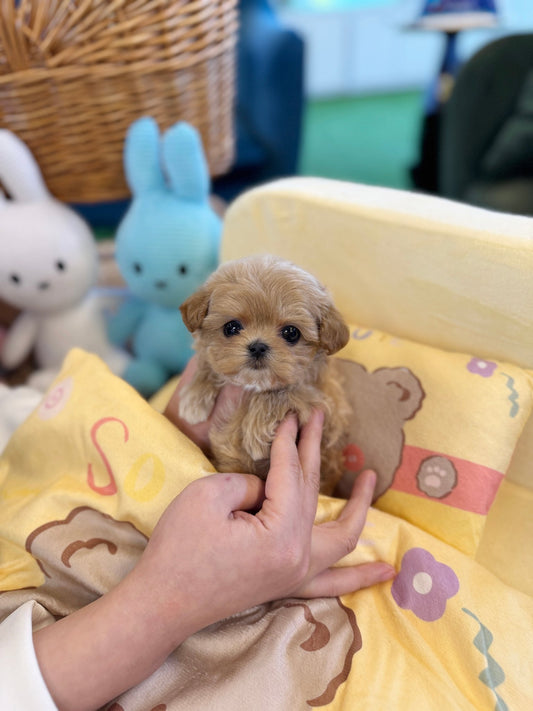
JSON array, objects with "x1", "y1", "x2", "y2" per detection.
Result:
[
  {"x1": 115, "y1": 118, "x2": 221, "y2": 310},
  {"x1": 116, "y1": 193, "x2": 219, "y2": 309},
  {"x1": 0, "y1": 202, "x2": 97, "y2": 313}
]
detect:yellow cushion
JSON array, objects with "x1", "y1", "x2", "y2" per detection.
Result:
[{"x1": 337, "y1": 325, "x2": 533, "y2": 557}]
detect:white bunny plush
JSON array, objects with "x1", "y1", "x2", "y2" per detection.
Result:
[{"x1": 0, "y1": 129, "x2": 130, "y2": 390}]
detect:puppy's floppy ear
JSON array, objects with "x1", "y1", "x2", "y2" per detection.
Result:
[
  {"x1": 180, "y1": 285, "x2": 211, "y2": 332},
  {"x1": 318, "y1": 302, "x2": 350, "y2": 355}
]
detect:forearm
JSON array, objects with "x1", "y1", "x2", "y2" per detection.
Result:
[{"x1": 32, "y1": 571, "x2": 193, "y2": 711}]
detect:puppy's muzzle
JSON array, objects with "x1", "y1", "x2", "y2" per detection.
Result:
[{"x1": 247, "y1": 340, "x2": 270, "y2": 365}]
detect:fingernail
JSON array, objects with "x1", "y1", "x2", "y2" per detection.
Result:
[
  {"x1": 280, "y1": 412, "x2": 298, "y2": 431},
  {"x1": 362, "y1": 469, "x2": 377, "y2": 488},
  {"x1": 307, "y1": 409, "x2": 324, "y2": 429}
]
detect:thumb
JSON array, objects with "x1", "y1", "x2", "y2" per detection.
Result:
[{"x1": 210, "y1": 472, "x2": 266, "y2": 514}]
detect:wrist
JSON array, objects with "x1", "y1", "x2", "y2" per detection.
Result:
[
  {"x1": 117, "y1": 565, "x2": 198, "y2": 653},
  {"x1": 32, "y1": 571, "x2": 194, "y2": 711}
]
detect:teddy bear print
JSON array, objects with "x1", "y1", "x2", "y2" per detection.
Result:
[
  {"x1": 334, "y1": 359, "x2": 425, "y2": 500},
  {"x1": 2, "y1": 512, "x2": 361, "y2": 710},
  {"x1": 18, "y1": 507, "x2": 148, "y2": 617},
  {"x1": 105, "y1": 596, "x2": 362, "y2": 710}
]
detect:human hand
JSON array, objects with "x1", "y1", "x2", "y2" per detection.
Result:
[
  {"x1": 131, "y1": 410, "x2": 396, "y2": 643},
  {"x1": 164, "y1": 356, "x2": 242, "y2": 455},
  {"x1": 32, "y1": 410, "x2": 395, "y2": 711}
]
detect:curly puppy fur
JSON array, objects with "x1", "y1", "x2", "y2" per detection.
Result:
[{"x1": 179, "y1": 255, "x2": 351, "y2": 494}]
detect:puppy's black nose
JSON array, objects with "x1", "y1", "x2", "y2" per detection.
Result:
[{"x1": 248, "y1": 340, "x2": 270, "y2": 359}]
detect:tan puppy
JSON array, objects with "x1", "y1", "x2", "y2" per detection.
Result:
[{"x1": 179, "y1": 255, "x2": 351, "y2": 494}]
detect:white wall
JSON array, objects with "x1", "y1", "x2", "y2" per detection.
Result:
[{"x1": 279, "y1": 0, "x2": 533, "y2": 97}]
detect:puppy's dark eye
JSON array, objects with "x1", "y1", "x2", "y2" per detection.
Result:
[
  {"x1": 10, "y1": 273, "x2": 20, "y2": 285},
  {"x1": 55, "y1": 260, "x2": 66, "y2": 272},
  {"x1": 281, "y1": 325, "x2": 301, "y2": 344},
  {"x1": 177, "y1": 264, "x2": 188, "y2": 276},
  {"x1": 223, "y1": 320, "x2": 243, "y2": 337},
  {"x1": 133, "y1": 262, "x2": 142, "y2": 274}
]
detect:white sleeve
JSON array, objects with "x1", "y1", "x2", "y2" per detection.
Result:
[{"x1": 0, "y1": 601, "x2": 58, "y2": 710}]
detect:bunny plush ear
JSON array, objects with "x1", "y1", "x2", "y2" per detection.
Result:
[
  {"x1": 161, "y1": 122, "x2": 210, "y2": 203},
  {"x1": 0, "y1": 129, "x2": 50, "y2": 202},
  {"x1": 124, "y1": 116, "x2": 166, "y2": 195}
]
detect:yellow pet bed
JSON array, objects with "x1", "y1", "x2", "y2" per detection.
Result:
[{"x1": 1, "y1": 177, "x2": 532, "y2": 710}]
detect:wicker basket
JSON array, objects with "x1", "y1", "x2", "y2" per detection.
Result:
[{"x1": 0, "y1": 0, "x2": 238, "y2": 203}]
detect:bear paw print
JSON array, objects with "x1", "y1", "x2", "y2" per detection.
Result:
[{"x1": 416, "y1": 456, "x2": 457, "y2": 498}]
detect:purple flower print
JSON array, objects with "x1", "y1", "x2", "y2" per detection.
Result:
[
  {"x1": 467, "y1": 358, "x2": 497, "y2": 378},
  {"x1": 391, "y1": 548, "x2": 459, "y2": 622}
]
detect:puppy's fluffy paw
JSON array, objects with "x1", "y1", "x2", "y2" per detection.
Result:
[
  {"x1": 178, "y1": 384, "x2": 216, "y2": 425},
  {"x1": 242, "y1": 419, "x2": 277, "y2": 462},
  {"x1": 244, "y1": 435, "x2": 272, "y2": 463}
]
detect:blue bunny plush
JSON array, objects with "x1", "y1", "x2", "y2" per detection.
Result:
[{"x1": 108, "y1": 117, "x2": 222, "y2": 397}]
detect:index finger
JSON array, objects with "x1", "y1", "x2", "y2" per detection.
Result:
[
  {"x1": 263, "y1": 414, "x2": 302, "y2": 514},
  {"x1": 297, "y1": 410, "x2": 324, "y2": 490},
  {"x1": 262, "y1": 410, "x2": 324, "y2": 523},
  {"x1": 295, "y1": 409, "x2": 325, "y2": 522}
]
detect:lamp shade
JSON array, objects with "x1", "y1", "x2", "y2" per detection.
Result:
[{"x1": 413, "y1": 0, "x2": 498, "y2": 31}]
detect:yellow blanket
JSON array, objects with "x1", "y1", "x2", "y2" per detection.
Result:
[{"x1": 0, "y1": 350, "x2": 531, "y2": 710}]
